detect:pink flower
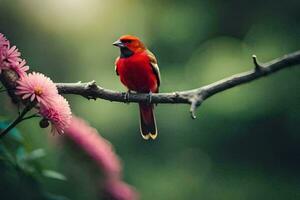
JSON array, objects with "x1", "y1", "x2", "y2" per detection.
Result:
[
  {"x1": 65, "y1": 116, "x2": 122, "y2": 178},
  {"x1": 0, "y1": 34, "x2": 21, "y2": 64},
  {"x1": 102, "y1": 179, "x2": 139, "y2": 200},
  {"x1": 15, "y1": 71, "x2": 71, "y2": 134},
  {"x1": 16, "y1": 72, "x2": 58, "y2": 105},
  {"x1": 10, "y1": 59, "x2": 29, "y2": 77},
  {"x1": 4, "y1": 45, "x2": 21, "y2": 64},
  {"x1": 39, "y1": 95, "x2": 72, "y2": 135},
  {"x1": 64, "y1": 116, "x2": 139, "y2": 199},
  {"x1": 0, "y1": 33, "x2": 27, "y2": 77}
]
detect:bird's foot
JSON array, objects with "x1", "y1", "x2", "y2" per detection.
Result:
[
  {"x1": 124, "y1": 90, "x2": 132, "y2": 104},
  {"x1": 148, "y1": 91, "x2": 153, "y2": 104}
]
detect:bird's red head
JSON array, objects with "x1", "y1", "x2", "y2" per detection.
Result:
[{"x1": 113, "y1": 35, "x2": 146, "y2": 54}]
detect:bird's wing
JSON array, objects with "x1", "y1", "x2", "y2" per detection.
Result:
[
  {"x1": 146, "y1": 50, "x2": 161, "y2": 87},
  {"x1": 115, "y1": 57, "x2": 120, "y2": 76}
]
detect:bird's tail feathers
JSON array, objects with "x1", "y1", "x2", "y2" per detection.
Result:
[{"x1": 139, "y1": 103, "x2": 157, "y2": 140}]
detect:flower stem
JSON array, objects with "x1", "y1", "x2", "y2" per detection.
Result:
[
  {"x1": 0, "y1": 103, "x2": 35, "y2": 138},
  {"x1": 21, "y1": 113, "x2": 40, "y2": 121}
]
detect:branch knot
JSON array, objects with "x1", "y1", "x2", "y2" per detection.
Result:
[{"x1": 87, "y1": 80, "x2": 98, "y2": 89}]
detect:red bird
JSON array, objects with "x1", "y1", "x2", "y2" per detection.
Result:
[{"x1": 113, "y1": 35, "x2": 161, "y2": 140}]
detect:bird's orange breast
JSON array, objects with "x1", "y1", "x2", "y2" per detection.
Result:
[{"x1": 116, "y1": 52, "x2": 158, "y2": 93}]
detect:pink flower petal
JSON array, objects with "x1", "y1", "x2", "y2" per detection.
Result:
[{"x1": 15, "y1": 72, "x2": 58, "y2": 106}]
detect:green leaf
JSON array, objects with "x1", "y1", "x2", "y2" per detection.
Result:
[
  {"x1": 25, "y1": 148, "x2": 46, "y2": 161},
  {"x1": 42, "y1": 170, "x2": 67, "y2": 181}
]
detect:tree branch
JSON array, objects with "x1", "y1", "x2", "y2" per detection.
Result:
[{"x1": 56, "y1": 51, "x2": 300, "y2": 118}]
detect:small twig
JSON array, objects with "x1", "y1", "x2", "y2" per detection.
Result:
[
  {"x1": 189, "y1": 95, "x2": 203, "y2": 119},
  {"x1": 0, "y1": 103, "x2": 35, "y2": 138},
  {"x1": 252, "y1": 55, "x2": 262, "y2": 70}
]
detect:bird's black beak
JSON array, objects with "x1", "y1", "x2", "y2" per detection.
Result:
[{"x1": 113, "y1": 39, "x2": 125, "y2": 48}]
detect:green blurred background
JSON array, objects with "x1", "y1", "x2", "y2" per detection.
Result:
[{"x1": 1, "y1": 0, "x2": 300, "y2": 199}]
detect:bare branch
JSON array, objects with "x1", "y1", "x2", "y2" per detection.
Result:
[
  {"x1": 56, "y1": 51, "x2": 300, "y2": 118},
  {"x1": 1, "y1": 51, "x2": 299, "y2": 119}
]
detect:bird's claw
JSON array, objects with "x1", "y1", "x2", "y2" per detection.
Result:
[
  {"x1": 124, "y1": 90, "x2": 131, "y2": 104},
  {"x1": 148, "y1": 92, "x2": 153, "y2": 104}
]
